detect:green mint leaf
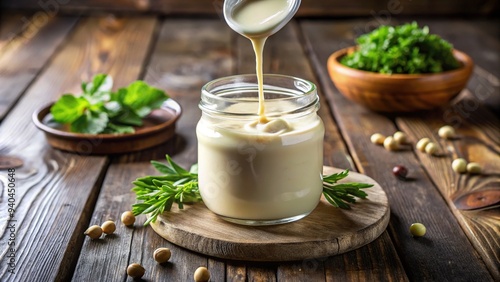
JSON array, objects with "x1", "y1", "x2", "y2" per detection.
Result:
[
  {"x1": 84, "y1": 91, "x2": 111, "y2": 105},
  {"x1": 118, "y1": 81, "x2": 168, "y2": 117},
  {"x1": 50, "y1": 94, "x2": 90, "y2": 123},
  {"x1": 82, "y1": 74, "x2": 113, "y2": 104},
  {"x1": 70, "y1": 111, "x2": 109, "y2": 134},
  {"x1": 110, "y1": 88, "x2": 126, "y2": 103},
  {"x1": 51, "y1": 74, "x2": 169, "y2": 136},
  {"x1": 84, "y1": 74, "x2": 113, "y2": 95},
  {"x1": 111, "y1": 106, "x2": 143, "y2": 126},
  {"x1": 104, "y1": 101, "x2": 122, "y2": 117},
  {"x1": 103, "y1": 123, "x2": 135, "y2": 134}
]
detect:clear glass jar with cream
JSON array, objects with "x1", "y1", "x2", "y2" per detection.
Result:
[{"x1": 197, "y1": 74, "x2": 324, "y2": 225}]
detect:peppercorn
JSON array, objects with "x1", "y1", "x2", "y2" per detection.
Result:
[
  {"x1": 194, "y1": 266, "x2": 210, "y2": 282},
  {"x1": 121, "y1": 211, "x2": 136, "y2": 226},
  {"x1": 101, "y1": 220, "x2": 116, "y2": 235},
  {"x1": 409, "y1": 223, "x2": 426, "y2": 237},
  {"x1": 84, "y1": 225, "x2": 103, "y2": 240},
  {"x1": 392, "y1": 165, "x2": 408, "y2": 180},
  {"x1": 370, "y1": 133, "x2": 386, "y2": 145},
  {"x1": 127, "y1": 263, "x2": 145, "y2": 279},
  {"x1": 153, "y1": 248, "x2": 171, "y2": 263}
]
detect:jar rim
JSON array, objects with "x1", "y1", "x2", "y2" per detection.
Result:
[{"x1": 200, "y1": 74, "x2": 318, "y2": 117}]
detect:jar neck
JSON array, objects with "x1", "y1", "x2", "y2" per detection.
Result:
[{"x1": 199, "y1": 74, "x2": 319, "y2": 121}]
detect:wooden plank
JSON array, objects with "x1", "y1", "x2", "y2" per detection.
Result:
[
  {"x1": 325, "y1": 232, "x2": 407, "y2": 281},
  {"x1": 300, "y1": 19, "x2": 494, "y2": 281},
  {"x1": 235, "y1": 22, "x2": 407, "y2": 280},
  {"x1": 0, "y1": 16, "x2": 77, "y2": 121},
  {"x1": 0, "y1": 16, "x2": 156, "y2": 281},
  {"x1": 396, "y1": 99, "x2": 500, "y2": 280},
  {"x1": 247, "y1": 264, "x2": 276, "y2": 282},
  {"x1": 227, "y1": 263, "x2": 246, "y2": 281},
  {"x1": 208, "y1": 258, "x2": 226, "y2": 281},
  {"x1": 1, "y1": 0, "x2": 498, "y2": 16},
  {"x1": 277, "y1": 259, "x2": 326, "y2": 282},
  {"x1": 64, "y1": 16, "x2": 158, "y2": 282},
  {"x1": 73, "y1": 19, "x2": 234, "y2": 281},
  {"x1": 0, "y1": 13, "x2": 29, "y2": 51}
]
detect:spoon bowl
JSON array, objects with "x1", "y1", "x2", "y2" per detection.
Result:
[{"x1": 223, "y1": 0, "x2": 301, "y2": 37}]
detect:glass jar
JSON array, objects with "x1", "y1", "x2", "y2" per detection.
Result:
[{"x1": 196, "y1": 74, "x2": 324, "y2": 225}]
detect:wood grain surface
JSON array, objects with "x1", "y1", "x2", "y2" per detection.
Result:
[
  {"x1": 0, "y1": 13, "x2": 31, "y2": 51},
  {"x1": 0, "y1": 16, "x2": 77, "y2": 120},
  {"x1": 150, "y1": 167, "x2": 389, "y2": 261},
  {"x1": 0, "y1": 16, "x2": 156, "y2": 281},
  {"x1": 301, "y1": 19, "x2": 495, "y2": 281},
  {"x1": 396, "y1": 103, "x2": 500, "y2": 279}
]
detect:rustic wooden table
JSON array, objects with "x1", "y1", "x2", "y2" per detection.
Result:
[{"x1": 0, "y1": 13, "x2": 498, "y2": 282}]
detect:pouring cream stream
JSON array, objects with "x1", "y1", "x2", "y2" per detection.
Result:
[{"x1": 224, "y1": 0, "x2": 301, "y2": 123}]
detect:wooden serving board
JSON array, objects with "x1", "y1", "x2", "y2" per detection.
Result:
[{"x1": 150, "y1": 166, "x2": 389, "y2": 261}]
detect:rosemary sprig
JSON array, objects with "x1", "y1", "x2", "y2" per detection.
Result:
[
  {"x1": 322, "y1": 170, "x2": 373, "y2": 209},
  {"x1": 131, "y1": 155, "x2": 373, "y2": 225},
  {"x1": 131, "y1": 156, "x2": 201, "y2": 226}
]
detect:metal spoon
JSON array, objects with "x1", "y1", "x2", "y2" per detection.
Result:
[{"x1": 223, "y1": 0, "x2": 301, "y2": 37}]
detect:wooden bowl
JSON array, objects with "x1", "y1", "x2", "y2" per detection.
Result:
[
  {"x1": 327, "y1": 47, "x2": 474, "y2": 112},
  {"x1": 33, "y1": 99, "x2": 181, "y2": 155}
]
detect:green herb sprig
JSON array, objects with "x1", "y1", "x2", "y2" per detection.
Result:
[
  {"x1": 132, "y1": 156, "x2": 201, "y2": 226},
  {"x1": 50, "y1": 74, "x2": 168, "y2": 134},
  {"x1": 132, "y1": 155, "x2": 373, "y2": 225},
  {"x1": 341, "y1": 22, "x2": 460, "y2": 74},
  {"x1": 322, "y1": 170, "x2": 373, "y2": 209}
]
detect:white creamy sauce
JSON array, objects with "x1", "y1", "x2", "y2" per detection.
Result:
[
  {"x1": 231, "y1": 0, "x2": 290, "y2": 36},
  {"x1": 198, "y1": 0, "x2": 323, "y2": 222},
  {"x1": 197, "y1": 115, "x2": 323, "y2": 220},
  {"x1": 231, "y1": 0, "x2": 291, "y2": 122}
]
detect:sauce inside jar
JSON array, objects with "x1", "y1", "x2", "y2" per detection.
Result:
[{"x1": 197, "y1": 75, "x2": 324, "y2": 225}]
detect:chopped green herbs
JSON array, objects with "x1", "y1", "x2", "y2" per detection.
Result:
[
  {"x1": 50, "y1": 74, "x2": 168, "y2": 134},
  {"x1": 132, "y1": 155, "x2": 373, "y2": 225},
  {"x1": 341, "y1": 22, "x2": 460, "y2": 74}
]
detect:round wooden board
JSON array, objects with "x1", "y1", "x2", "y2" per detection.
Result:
[{"x1": 150, "y1": 166, "x2": 390, "y2": 261}]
